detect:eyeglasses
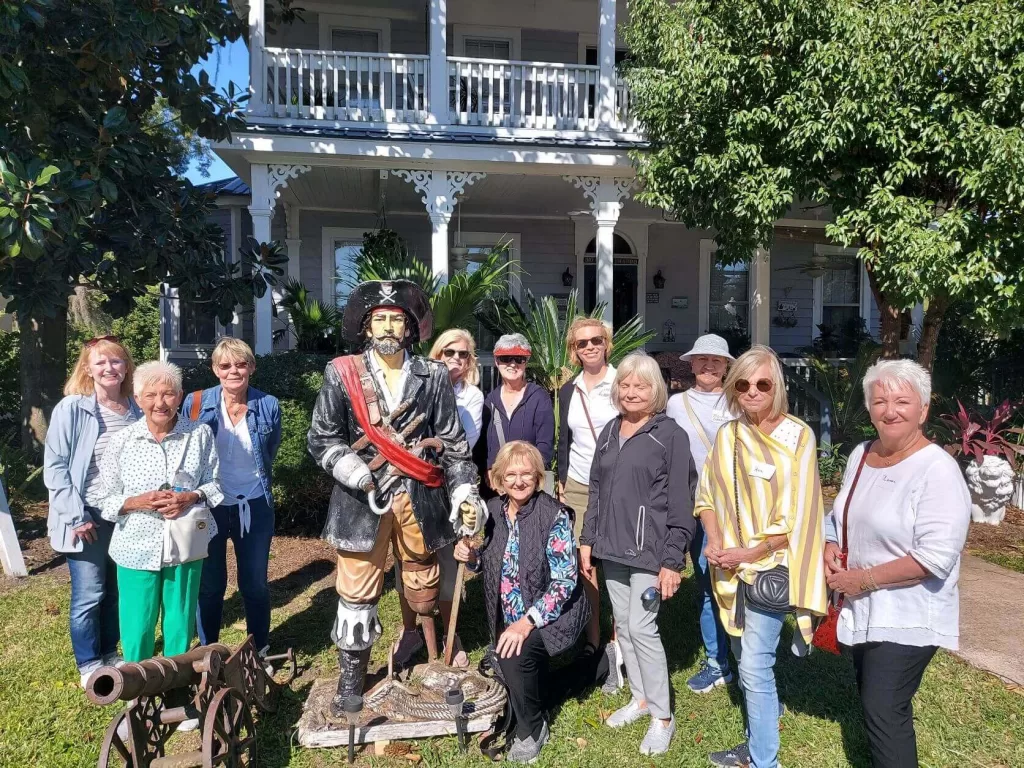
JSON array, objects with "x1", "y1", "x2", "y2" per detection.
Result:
[
  {"x1": 85, "y1": 335, "x2": 120, "y2": 348},
  {"x1": 735, "y1": 378, "x2": 774, "y2": 394},
  {"x1": 574, "y1": 335, "x2": 606, "y2": 351},
  {"x1": 496, "y1": 355, "x2": 529, "y2": 366},
  {"x1": 441, "y1": 349, "x2": 471, "y2": 360},
  {"x1": 216, "y1": 362, "x2": 250, "y2": 371}
]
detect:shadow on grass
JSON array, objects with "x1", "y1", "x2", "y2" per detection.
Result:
[{"x1": 219, "y1": 557, "x2": 335, "y2": 634}]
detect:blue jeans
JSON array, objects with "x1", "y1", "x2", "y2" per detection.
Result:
[
  {"x1": 66, "y1": 518, "x2": 119, "y2": 673},
  {"x1": 730, "y1": 606, "x2": 786, "y2": 768},
  {"x1": 690, "y1": 522, "x2": 730, "y2": 672},
  {"x1": 197, "y1": 496, "x2": 274, "y2": 649}
]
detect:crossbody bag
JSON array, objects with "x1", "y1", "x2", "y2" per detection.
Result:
[
  {"x1": 161, "y1": 431, "x2": 214, "y2": 565},
  {"x1": 681, "y1": 390, "x2": 714, "y2": 454}
]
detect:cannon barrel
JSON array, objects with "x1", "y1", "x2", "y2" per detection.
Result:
[{"x1": 86, "y1": 643, "x2": 231, "y2": 705}]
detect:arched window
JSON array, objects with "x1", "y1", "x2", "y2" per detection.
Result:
[{"x1": 583, "y1": 234, "x2": 638, "y2": 331}]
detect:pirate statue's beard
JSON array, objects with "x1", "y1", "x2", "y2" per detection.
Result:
[{"x1": 371, "y1": 334, "x2": 403, "y2": 356}]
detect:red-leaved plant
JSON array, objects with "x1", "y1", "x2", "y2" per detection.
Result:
[{"x1": 940, "y1": 400, "x2": 1024, "y2": 465}]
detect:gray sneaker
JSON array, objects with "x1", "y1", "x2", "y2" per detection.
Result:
[
  {"x1": 639, "y1": 716, "x2": 675, "y2": 755},
  {"x1": 507, "y1": 720, "x2": 550, "y2": 764},
  {"x1": 605, "y1": 698, "x2": 650, "y2": 728},
  {"x1": 601, "y1": 640, "x2": 624, "y2": 694},
  {"x1": 709, "y1": 742, "x2": 750, "y2": 767}
]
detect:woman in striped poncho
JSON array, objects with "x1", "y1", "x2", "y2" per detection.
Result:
[{"x1": 694, "y1": 345, "x2": 827, "y2": 768}]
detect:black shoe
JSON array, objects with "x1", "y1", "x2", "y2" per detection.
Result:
[{"x1": 709, "y1": 742, "x2": 750, "y2": 767}]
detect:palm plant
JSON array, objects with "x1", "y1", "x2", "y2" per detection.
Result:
[
  {"x1": 278, "y1": 278, "x2": 343, "y2": 353},
  {"x1": 802, "y1": 340, "x2": 883, "y2": 448}
]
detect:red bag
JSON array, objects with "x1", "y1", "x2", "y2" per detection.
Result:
[{"x1": 812, "y1": 446, "x2": 868, "y2": 655}]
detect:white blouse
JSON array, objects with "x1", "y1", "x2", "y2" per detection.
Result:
[
  {"x1": 826, "y1": 442, "x2": 971, "y2": 650},
  {"x1": 565, "y1": 366, "x2": 618, "y2": 485},
  {"x1": 454, "y1": 381, "x2": 485, "y2": 449}
]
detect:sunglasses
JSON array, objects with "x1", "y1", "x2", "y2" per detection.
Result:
[
  {"x1": 495, "y1": 355, "x2": 529, "y2": 366},
  {"x1": 735, "y1": 378, "x2": 774, "y2": 394},
  {"x1": 574, "y1": 335, "x2": 605, "y2": 351},
  {"x1": 85, "y1": 335, "x2": 120, "y2": 348},
  {"x1": 442, "y1": 349, "x2": 471, "y2": 360}
]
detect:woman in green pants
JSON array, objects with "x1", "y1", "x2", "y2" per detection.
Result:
[{"x1": 98, "y1": 361, "x2": 223, "y2": 661}]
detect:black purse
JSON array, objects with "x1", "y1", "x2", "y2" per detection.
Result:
[{"x1": 732, "y1": 423, "x2": 793, "y2": 623}]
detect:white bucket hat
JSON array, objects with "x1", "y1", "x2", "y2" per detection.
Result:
[{"x1": 680, "y1": 333, "x2": 735, "y2": 361}]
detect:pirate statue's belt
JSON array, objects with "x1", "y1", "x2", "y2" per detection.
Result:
[{"x1": 333, "y1": 355, "x2": 443, "y2": 514}]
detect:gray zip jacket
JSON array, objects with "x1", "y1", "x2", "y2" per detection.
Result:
[{"x1": 580, "y1": 412, "x2": 697, "y2": 573}]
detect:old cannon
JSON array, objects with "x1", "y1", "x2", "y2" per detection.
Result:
[{"x1": 85, "y1": 636, "x2": 297, "y2": 768}]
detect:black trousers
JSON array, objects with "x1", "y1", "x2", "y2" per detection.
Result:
[
  {"x1": 849, "y1": 642, "x2": 937, "y2": 768},
  {"x1": 496, "y1": 630, "x2": 550, "y2": 741}
]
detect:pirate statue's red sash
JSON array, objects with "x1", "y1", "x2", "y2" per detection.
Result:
[{"x1": 333, "y1": 355, "x2": 444, "y2": 488}]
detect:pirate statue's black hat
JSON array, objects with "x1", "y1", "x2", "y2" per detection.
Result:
[{"x1": 342, "y1": 279, "x2": 433, "y2": 346}]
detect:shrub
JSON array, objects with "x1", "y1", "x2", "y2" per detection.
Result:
[{"x1": 0, "y1": 330, "x2": 19, "y2": 423}]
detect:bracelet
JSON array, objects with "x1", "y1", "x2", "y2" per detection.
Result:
[{"x1": 866, "y1": 569, "x2": 879, "y2": 591}]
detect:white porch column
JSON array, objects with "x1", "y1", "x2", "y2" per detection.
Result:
[
  {"x1": 248, "y1": 163, "x2": 311, "y2": 355},
  {"x1": 564, "y1": 176, "x2": 634, "y2": 324},
  {"x1": 751, "y1": 247, "x2": 771, "y2": 346},
  {"x1": 428, "y1": 0, "x2": 448, "y2": 125},
  {"x1": 284, "y1": 204, "x2": 302, "y2": 350},
  {"x1": 598, "y1": 0, "x2": 617, "y2": 128},
  {"x1": 392, "y1": 170, "x2": 486, "y2": 283},
  {"x1": 248, "y1": 0, "x2": 266, "y2": 116}
]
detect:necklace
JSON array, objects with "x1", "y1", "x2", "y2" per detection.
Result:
[{"x1": 875, "y1": 434, "x2": 927, "y2": 466}]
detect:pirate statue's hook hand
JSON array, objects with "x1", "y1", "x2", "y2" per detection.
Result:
[
  {"x1": 449, "y1": 483, "x2": 487, "y2": 537},
  {"x1": 332, "y1": 453, "x2": 374, "y2": 492}
]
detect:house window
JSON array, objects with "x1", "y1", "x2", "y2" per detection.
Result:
[
  {"x1": 333, "y1": 238, "x2": 363, "y2": 309},
  {"x1": 820, "y1": 256, "x2": 861, "y2": 330},
  {"x1": 464, "y1": 38, "x2": 512, "y2": 61},
  {"x1": 457, "y1": 233, "x2": 521, "y2": 356},
  {"x1": 178, "y1": 302, "x2": 217, "y2": 346},
  {"x1": 708, "y1": 260, "x2": 750, "y2": 334},
  {"x1": 583, "y1": 47, "x2": 630, "y2": 67}
]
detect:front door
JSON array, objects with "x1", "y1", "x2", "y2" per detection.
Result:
[{"x1": 583, "y1": 234, "x2": 638, "y2": 330}]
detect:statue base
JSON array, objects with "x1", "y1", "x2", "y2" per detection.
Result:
[{"x1": 296, "y1": 661, "x2": 506, "y2": 748}]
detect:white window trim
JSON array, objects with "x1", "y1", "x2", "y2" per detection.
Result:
[
  {"x1": 454, "y1": 24, "x2": 521, "y2": 60},
  {"x1": 811, "y1": 244, "x2": 872, "y2": 343},
  {"x1": 322, "y1": 227, "x2": 368, "y2": 307},
  {"x1": 577, "y1": 34, "x2": 628, "y2": 65},
  {"x1": 318, "y1": 13, "x2": 391, "y2": 52},
  {"x1": 459, "y1": 231, "x2": 522, "y2": 304},
  {"x1": 698, "y1": 239, "x2": 755, "y2": 335}
]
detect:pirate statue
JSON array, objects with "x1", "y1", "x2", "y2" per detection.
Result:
[{"x1": 307, "y1": 279, "x2": 486, "y2": 715}]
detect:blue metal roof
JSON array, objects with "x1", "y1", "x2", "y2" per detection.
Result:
[{"x1": 195, "y1": 176, "x2": 250, "y2": 196}]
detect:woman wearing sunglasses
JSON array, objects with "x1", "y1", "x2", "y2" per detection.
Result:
[
  {"x1": 45, "y1": 336, "x2": 141, "y2": 687},
  {"x1": 390, "y1": 329, "x2": 486, "y2": 669},
  {"x1": 481, "y1": 334, "x2": 555, "y2": 482},
  {"x1": 695, "y1": 345, "x2": 827, "y2": 768}
]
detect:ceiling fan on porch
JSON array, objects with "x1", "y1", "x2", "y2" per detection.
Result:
[{"x1": 774, "y1": 253, "x2": 855, "y2": 278}]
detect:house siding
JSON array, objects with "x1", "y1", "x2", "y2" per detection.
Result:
[
  {"x1": 521, "y1": 29, "x2": 579, "y2": 64},
  {"x1": 769, "y1": 241, "x2": 816, "y2": 355},
  {"x1": 644, "y1": 224, "x2": 705, "y2": 355}
]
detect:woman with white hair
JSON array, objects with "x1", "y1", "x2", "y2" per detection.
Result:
[
  {"x1": 823, "y1": 359, "x2": 970, "y2": 768},
  {"x1": 696, "y1": 345, "x2": 826, "y2": 768},
  {"x1": 481, "y1": 333, "x2": 555, "y2": 477},
  {"x1": 580, "y1": 352, "x2": 697, "y2": 755},
  {"x1": 97, "y1": 361, "x2": 223, "y2": 663}
]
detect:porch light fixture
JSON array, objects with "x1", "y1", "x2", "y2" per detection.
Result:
[
  {"x1": 652, "y1": 269, "x2": 666, "y2": 289},
  {"x1": 450, "y1": 204, "x2": 469, "y2": 270},
  {"x1": 562, "y1": 268, "x2": 574, "y2": 287}
]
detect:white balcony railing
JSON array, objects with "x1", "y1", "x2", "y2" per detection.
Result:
[
  {"x1": 263, "y1": 48, "x2": 430, "y2": 121},
  {"x1": 257, "y1": 48, "x2": 637, "y2": 132}
]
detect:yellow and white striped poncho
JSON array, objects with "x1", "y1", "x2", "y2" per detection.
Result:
[{"x1": 694, "y1": 414, "x2": 827, "y2": 648}]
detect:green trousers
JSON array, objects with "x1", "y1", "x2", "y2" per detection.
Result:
[{"x1": 116, "y1": 561, "x2": 203, "y2": 662}]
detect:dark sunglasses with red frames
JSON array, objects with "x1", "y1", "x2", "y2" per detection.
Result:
[
  {"x1": 574, "y1": 335, "x2": 606, "y2": 351},
  {"x1": 84, "y1": 335, "x2": 120, "y2": 348},
  {"x1": 441, "y1": 348, "x2": 471, "y2": 360},
  {"x1": 495, "y1": 355, "x2": 529, "y2": 366},
  {"x1": 735, "y1": 378, "x2": 774, "y2": 394}
]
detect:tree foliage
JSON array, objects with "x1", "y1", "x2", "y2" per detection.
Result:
[{"x1": 626, "y1": 0, "x2": 1024, "y2": 368}]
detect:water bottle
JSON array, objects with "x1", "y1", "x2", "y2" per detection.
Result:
[{"x1": 172, "y1": 471, "x2": 194, "y2": 493}]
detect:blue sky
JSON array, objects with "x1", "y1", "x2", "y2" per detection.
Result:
[{"x1": 185, "y1": 38, "x2": 250, "y2": 184}]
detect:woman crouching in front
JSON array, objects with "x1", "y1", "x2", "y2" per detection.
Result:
[{"x1": 454, "y1": 440, "x2": 589, "y2": 764}]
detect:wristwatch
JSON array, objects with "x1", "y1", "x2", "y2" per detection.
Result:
[
  {"x1": 525, "y1": 612, "x2": 538, "y2": 627},
  {"x1": 195, "y1": 489, "x2": 208, "y2": 507}
]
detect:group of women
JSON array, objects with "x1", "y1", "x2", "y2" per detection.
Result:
[{"x1": 46, "y1": 324, "x2": 971, "y2": 768}]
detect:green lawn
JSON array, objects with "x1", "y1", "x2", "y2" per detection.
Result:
[{"x1": 1, "y1": 551, "x2": 1021, "y2": 768}]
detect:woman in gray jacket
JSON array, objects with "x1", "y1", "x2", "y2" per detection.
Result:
[
  {"x1": 44, "y1": 337, "x2": 140, "y2": 686},
  {"x1": 580, "y1": 352, "x2": 697, "y2": 756}
]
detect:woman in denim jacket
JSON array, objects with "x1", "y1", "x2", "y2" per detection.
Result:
[
  {"x1": 182, "y1": 338, "x2": 282, "y2": 655},
  {"x1": 44, "y1": 337, "x2": 141, "y2": 686}
]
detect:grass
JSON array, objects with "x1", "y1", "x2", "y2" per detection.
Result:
[
  {"x1": 1, "y1": 549, "x2": 1023, "y2": 768},
  {"x1": 974, "y1": 552, "x2": 1024, "y2": 575}
]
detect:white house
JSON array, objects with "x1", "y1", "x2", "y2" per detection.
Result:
[{"x1": 163, "y1": 0, "x2": 920, "y2": 380}]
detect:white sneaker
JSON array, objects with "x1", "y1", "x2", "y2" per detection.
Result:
[
  {"x1": 605, "y1": 699, "x2": 650, "y2": 729},
  {"x1": 176, "y1": 718, "x2": 200, "y2": 732},
  {"x1": 102, "y1": 653, "x2": 125, "y2": 668},
  {"x1": 639, "y1": 716, "x2": 676, "y2": 755},
  {"x1": 80, "y1": 670, "x2": 95, "y2": 689}
]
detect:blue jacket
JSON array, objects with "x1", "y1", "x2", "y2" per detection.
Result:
[
  {"x1": 44, "y1": 393, "x2": 143, "y2": 553},
  {"x1": 182, "y1": 386, "x2": 282, "y2": 508},
  {"x1": 481, "y1": 382, "x2": 555, "y2": 469}
]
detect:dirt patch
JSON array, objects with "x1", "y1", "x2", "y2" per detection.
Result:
[{"x1": 966, "y1": 504, "x2": 1024, "y2": 570}]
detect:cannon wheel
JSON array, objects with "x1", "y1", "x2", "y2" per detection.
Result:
[
  {"x1": 98, "y1": 697, "x2": 172, "y2": 768},
  {"x1": 202, "y1": 688, "x2": 256, "y2": 767}
]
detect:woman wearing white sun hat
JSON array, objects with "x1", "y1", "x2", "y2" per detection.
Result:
[{"x1": 666, "y1": 334, "x2": 739, "y2": 693}]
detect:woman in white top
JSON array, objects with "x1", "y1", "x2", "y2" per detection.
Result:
[
  {"x1": 666, "y1": 334, "x2": 737, "y2": 694},
  {"x1": 556, "y1": 318, "x2": 617, "y2": 657},
  {"x1": 824, "y1": 359, "x2": 970, "y2": 768},
  {"x1": 392, "y1": 329, "x2": 484, "y2": 668}
]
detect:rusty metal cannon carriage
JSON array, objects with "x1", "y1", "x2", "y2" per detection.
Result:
[{"x1": 85, "y1": 636, "x2": 296, "y2": 767}]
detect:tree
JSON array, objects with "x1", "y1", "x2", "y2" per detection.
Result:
[
  {"x1": 0, "y1": 1, "x2": 284, "y2": 451},
  {"x1": 625, "y1": 0, "x2": 1024, "y2": 370}
]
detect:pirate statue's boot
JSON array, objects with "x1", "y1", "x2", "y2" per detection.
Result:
[
  {"x1": 329, "y1": 598, "x2": 382, "y2": 719},
  {"x1": 330, "y1": 648, "x2": 372, "y2": 718}
]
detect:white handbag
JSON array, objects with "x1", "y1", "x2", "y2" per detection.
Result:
[{"x1": 161, "y1": 433, "x2": 215, "y2": 565}]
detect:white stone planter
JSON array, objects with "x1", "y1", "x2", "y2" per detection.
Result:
[{"x1": 964, "y1": 455, "x2": 1016, "y2": 526}]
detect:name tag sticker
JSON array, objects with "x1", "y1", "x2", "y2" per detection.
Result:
[{"x1": 749, "y1": 461, "x2": 776, "y2": 481}]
